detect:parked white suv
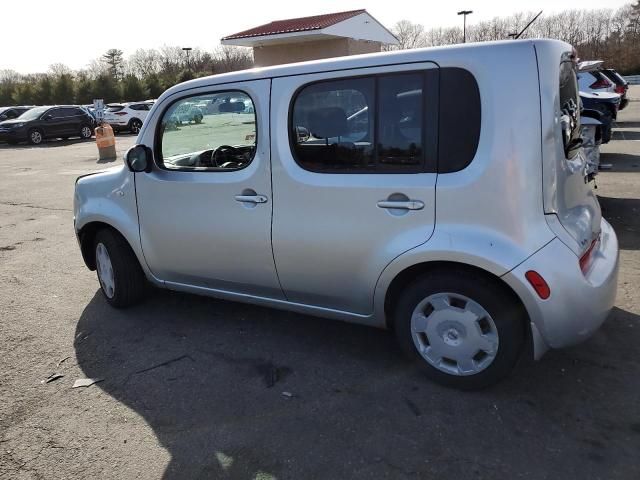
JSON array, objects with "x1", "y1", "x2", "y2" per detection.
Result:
[
  {"x1": 103, "y1": 101, "x2": 154, "y2": 134},
  {"x1": 577, "y1": 60, "x2": 615, "y2": 93},
  {"x1": 74, "y1": 40, "x2": 619, "y2": 389}
]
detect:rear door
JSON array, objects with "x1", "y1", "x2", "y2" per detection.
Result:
[
  {"x1": 553, "y1": 53, "x2": 602, "y2": 251},
  {"x1": 270, "y1": 63, "x2": 438, "y2": 314}
]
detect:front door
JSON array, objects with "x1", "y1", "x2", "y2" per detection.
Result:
[
  {"x1": 271, "y1": 64, "x2": 439, "y2": 314},
  {"x1": 134, "y1": 79, "x2": 283, "y2": 299}
]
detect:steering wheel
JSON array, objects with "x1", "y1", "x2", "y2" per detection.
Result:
[{"x1": 212, "y1": 145, "x2": 243, "y2": 166}]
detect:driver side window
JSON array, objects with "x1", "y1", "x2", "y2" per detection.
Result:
[{"x1": 159, "y1": 91, "x2": 257, "y2": 171}]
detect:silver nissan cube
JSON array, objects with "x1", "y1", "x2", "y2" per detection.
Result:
[{"x1": 74, "y1": 39, "x2": 619, "y2": 389}]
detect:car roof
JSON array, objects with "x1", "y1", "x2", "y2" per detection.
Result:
[{"x1": 159, "y1": 39, "x2": 571, "y2": 101}]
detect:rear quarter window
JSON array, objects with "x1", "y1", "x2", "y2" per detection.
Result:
[{"x1": 437, "y1": 67, "x2": 481, "y2": 173}]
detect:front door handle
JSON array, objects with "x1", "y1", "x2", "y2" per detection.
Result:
[
  {"x1": 235, "y1": 194, "x2": 268, "y2": 204},
  {"x1": 377, "y1": 200, "x2": 424, "y2": 211}
]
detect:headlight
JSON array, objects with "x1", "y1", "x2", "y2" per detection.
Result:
[{"x1": 10, "y1": 123, "x2": 24, "y2": 128}]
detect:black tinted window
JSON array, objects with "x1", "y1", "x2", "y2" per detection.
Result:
[
  {"x1": 291, "y1": 72, "x2": 434, "y2": 173},
  {"x1": 378, "y1": 74, "x2": 423, "y2": 168},
  {"x1": 291, "y1": 77, "x2": 375, "y2": 171},
  {"x1": 438, "y1": 68, "x2": 481, "y2": 173},
  {"x1": 559, "y1": 56, "x2": 580, "y2": 159}
]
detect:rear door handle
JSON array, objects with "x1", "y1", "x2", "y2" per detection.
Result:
[
  {"x1": 377, "y1": 200, "x2": 424, "y2": 211},
  {"x1": 235, "y1": 194, "x2": 268, "y2": 204}
]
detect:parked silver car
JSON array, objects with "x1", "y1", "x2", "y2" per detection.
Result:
[{"x1": 74, "y1": 39, "x2": 619, "y2": 389}]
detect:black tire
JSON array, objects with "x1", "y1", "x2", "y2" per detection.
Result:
[
  {"x1": 94, "y1": 229, "x2": 147, "y2": 308},
  {"x1": 27, "y1": 128, "x2": 44, "y2": 145},
  {"x1": 194, "y1": 114, "x2": 203, "y2": 124},
  {"x1": 80, "y1": 124, "x2": 93, "y2": 140},
  {"x1": 129, "y1": 118, "x2": 142, "y2": 134},
  {"x1": 393, "y1": 268, "x2": 526, "y2": 390}
]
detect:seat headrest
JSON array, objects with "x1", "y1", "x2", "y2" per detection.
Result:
[{"x1": 307, "y1": 107, "x2": 348, "y2": 139}]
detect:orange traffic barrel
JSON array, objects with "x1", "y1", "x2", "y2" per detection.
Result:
[{"x1": 95, "y1": 124, "x2": 116, "y2": 161}]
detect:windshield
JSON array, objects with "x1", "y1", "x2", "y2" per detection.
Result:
[
  {"x1": 0, "y1": 107, "x2": 9, "y2": 115},
  {"x1": 18, "y1": 106, "x2": 49, "y2": 121}
]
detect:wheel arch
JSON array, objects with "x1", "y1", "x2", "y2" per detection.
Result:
[
  {"x1": 78, "y1": 221, "x2": 126, "y2": 270},
  {"x1": 381, "y1": 261, "x2": 531, "y2": 350}
]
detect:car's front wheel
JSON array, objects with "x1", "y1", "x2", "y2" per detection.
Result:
[
  {"x1": 28, "y1": 129, "x2": 44, "y2": 145},
  {"x1": 393, "y1": 268, "x2": 526, "y2": 389},
  {"x1": 129, "y1": 119, "x2": 142, "y2": 134},
  {"x1": 94, "y1": 229, "x2": 147, "y2": 308}
]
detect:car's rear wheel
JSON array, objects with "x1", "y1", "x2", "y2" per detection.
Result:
[
  {"x1": 80, "y1": 124, "x2": 93, "y2": 140},
  {"x1": 28, "y1": 129, "x2": 44, "y2": 145},
  {"x1": 393, "y1": 268, "x2": 526, "y2": 389},
  {"x1": 194, "y1": 113, "x2": 203, "y2": 124},
  {"x1": 94, "y1": 229, "x2": 147, "y2": 308},
  {"x1": 129, "y1": 119, "x2": 142, "y2": 134}
]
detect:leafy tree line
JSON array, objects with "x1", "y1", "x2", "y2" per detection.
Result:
[
  {"x1": 0, "y1": 46, "x2": 253, "y2": 107},
  {"x1": 1, "y1": 2, "x2": 639, "y2": 107},
  {"x1": 388, "y1": 1, "x2": 640, "y2": 74}
]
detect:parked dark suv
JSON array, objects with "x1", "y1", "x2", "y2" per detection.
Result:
[
  {"x1": 0, "y1": 106, "x2": 33, "y2": 122},
  {"x1": 0, "y1": 105, "x2": 95, "y2": 145}
]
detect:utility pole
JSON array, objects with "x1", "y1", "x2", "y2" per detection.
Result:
[
  {"x1": 182, "y1": 47, "x2": 193, "y2": 71},
  {"x1": 457, "y1": 10, "x2": 473, "y2": 43}
]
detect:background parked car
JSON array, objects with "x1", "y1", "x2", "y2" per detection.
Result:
[
  {"x1": 0, "y1": 105, "x2": 95, "y2": 145},
  {"x1": 577, "y1": 60, "x2": 616, "y2": 94},
  {"x1": 0, "y1": 106, "x2": 33, "y2": 122},
  {"x1": 601, "y1": 68, "x2": 629, "y2": 110},
  {"x1": 580, "y1": 91, "x2": 620, "y2": 144},
  {"x1": 103, "y1": 101, "x2": 154, "y2": 134}
]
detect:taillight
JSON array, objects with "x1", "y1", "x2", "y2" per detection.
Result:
[
  {"x1": 579, "y1": 236, "x2": 600, "y2": 274},
  {"x1": 615, "y1": 85, "x2": 625, "y2": 94},
  {"x1": 589, "y1": 78, "x2": 610, "y2": 89},
  {"x1": 525, "y1": 271, "x2": 551, "y2": 300}
]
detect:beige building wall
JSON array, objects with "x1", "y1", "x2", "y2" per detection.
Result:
[{"x1": 253, "y1": 38, "x2": 382, "y2": 66}]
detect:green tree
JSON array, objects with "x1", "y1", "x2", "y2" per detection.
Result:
[
  {"x1": 34, "y1": 75, "x2": 54, "y2": 105},
  {"x1": 52, "y1": 74, "x2": 75, "y2": 104},
  {"x1": 93, "y1": 73, "x2": 121, "y2": 103},
  {"x1": 102, "y1": 49, "x2": 124, "y2": 81},
  {"x1": 177, "y1": 69, "x2": 195, "y2": 84},
  {"x1": 75, "y1": 74, "x2": 94, "y2": 104},
  {"x1": 121, "y1": 74, "x2": 146, "y2": 101},
  {"x1": 144, "y1": 73, "x2": 164, "y2": 99},
  {"x1": 0, "y1": 83, "x2": 16, "y2": 106},
  {"x1": 12, "y1": 82, "x2": 36, "y2": 105}
]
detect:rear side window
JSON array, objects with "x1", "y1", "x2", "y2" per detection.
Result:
[
  {"x1": 291, "y1": 72, "x2": 437, "y2": 173},
  {"x1": 438, "y1": 68, "x2": 481, "y2": 173},
  {"x1": 559, "y1": 55, "x2": 581, "y2": 159},
  {"x1": 290, "y1": 67, "x2": 478, "y2": 174}
]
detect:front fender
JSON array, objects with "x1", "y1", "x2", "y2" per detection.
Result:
[
  {"x1": 74, "y1": 167, "x2": 156, "y2": 282},
  {"x1": 372, "y1": 226, "x2": 556, "y2": 327}
]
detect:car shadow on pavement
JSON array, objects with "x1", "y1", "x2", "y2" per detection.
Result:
[
  {"x1": 75, "y1": 288, "x2": 640, "y2": 479},
  {"x1": 599, "y1": 195, "x2": 640, "y2": 250},
  {"x1": 611, "y1": 130, "x2": 640, "y2": 141},
  {"x1": 0, "y1": 138, "x2": 94, "y2": 149}
]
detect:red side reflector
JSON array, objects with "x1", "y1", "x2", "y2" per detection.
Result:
[
  {"x1": 115, "y1": 112, "x2": 128, "y2": 116},
  {"x1": 525, "y1": 271, "x2": 551, "y2": 299},
  {"x1": 579, "y1": 237, "x2": 599, "y2": 274}
]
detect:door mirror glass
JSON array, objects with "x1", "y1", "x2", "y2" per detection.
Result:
[
  {"x1": 125, "y1": 145, "x2": 153, "y2": 172},
  {"x1": 295, "y1": 126, "x2": 310, "y2": 143}
]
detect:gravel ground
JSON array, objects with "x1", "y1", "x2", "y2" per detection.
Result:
[{"x1": 0, "y1": 91, "x2": 639, "y2": 480}]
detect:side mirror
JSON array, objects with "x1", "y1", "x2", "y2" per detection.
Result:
[
  {"x1": 295, "y1": 126, "x2": 310, "y2": 143},
  {"x1": 44, "y1": 114, "x2": 53, "y2": 121},
  {"x1": 125, "y1": 145, "x2": 153, "y2": 173}
]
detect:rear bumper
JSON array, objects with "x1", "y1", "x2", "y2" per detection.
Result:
[{"x1": 503, "y1": 218, "x2": 619, "y2": 358}]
